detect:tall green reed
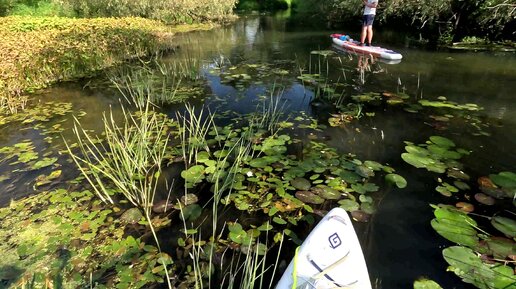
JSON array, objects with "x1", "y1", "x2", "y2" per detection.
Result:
[
  {"x1": 66, "y1": 100, "x2": 169, "y2": 218},
  {"x1": 110, "y1": 57, "x2": 201, "y2": 107}
]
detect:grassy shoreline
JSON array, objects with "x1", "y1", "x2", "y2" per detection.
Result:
[{"x1": 0, "y1": 16, "x2": 217, "y2": 113}]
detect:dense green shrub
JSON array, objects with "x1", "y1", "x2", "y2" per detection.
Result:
[
  {"x1": 60, "y1": 0, "x2": 237, "y2": 23},
  {"x1": 0, "y1": 16, "x2": 213, "y2": 108},
  {"x1": 236, "y1": 0, "x2": 290, "y2": 11},
  {"x1": 293, "y1": 0, "x2": 515, "y2": 41},
  {"x1": 0, "y1": 0, "x2": 238, "y2": 23}
]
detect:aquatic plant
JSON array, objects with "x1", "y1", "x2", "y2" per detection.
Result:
[
  {"x1": 430, "y1": 204, "x2": 516, "y2": 289},
  {"x1": 0, "y1": 189, "x2": 170, "y2": 288},
  {"x1": 414, "y1": 279, "x2": 443, "y2": 289},
  {"x1": 111, "y1": 57, "x2": 204, "y2": 107},
  {"x1": 66, "y1": 100, "x2": 171, "y2": 218},
  {"x1": 0, "y1": 16, "x2": 215, "y2": 113}
]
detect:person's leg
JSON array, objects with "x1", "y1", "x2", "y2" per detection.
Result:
[
  {"x1": 360, "y1": 25, "x2": 367, "y2": 45},
  {"x1": 366, "y1": 15, "x2": 375, "y2": 45},
  {"x1": 367, "y1": 25, "x2": 373, "y2": 45},
  {"x1": 360, "y1": 15, "x2": 367, "y2": 45}
]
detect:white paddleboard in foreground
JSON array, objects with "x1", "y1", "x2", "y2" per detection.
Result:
[{"x1": 275, "y1": 207, "x2": 372, "y2": 289}]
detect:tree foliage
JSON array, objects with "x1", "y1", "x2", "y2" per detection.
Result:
[
  {"x1": 0, "y1": 0, "x2": 238, "y2": 23},
  {"x1": 294, "y1": 0, "x2": 516, "y2": 41}
]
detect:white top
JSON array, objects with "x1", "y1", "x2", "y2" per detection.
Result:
[{"x1": 363, "y1": 0, "x2": 378, "y2": 15}]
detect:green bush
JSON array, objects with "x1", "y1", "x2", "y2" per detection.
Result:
[{"x1": 60, "y1": 0, "x2": 237, "y2": 24}]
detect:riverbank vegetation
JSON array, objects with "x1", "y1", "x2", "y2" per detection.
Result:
[
  {"x1": 0, "y1": 0, "x2": 238, "y2": 115},
  {"x1": 0, "y1": 16, "x2": 215, "y2": 115},
  {"x1": 294, "y1": 0, "x2": 515, "y2": 43}
]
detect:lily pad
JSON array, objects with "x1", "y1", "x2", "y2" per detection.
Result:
[
  {"x1": 181, "y1": 165, "x2": 205, "y2": 185},
  {"x1": 120, "y1": 208, "x2": 143, "y2": 224},
  {"x1": 431, "y1": 205, "x2": 479, "y2": 247},
  {"x1": 491, "y1": 216, "x2": 516, "y2": 238},
  {"x1": 385, "y1": 174, "x2": 407, "y2": 188},
  {"x1": 413, "y1": 279, "x2": 443, "y2": 289},
  {"x1": 312, "y1": 186, "x2": 341, "y2": 200},
  {"x1": 429, "y1": 136, "x2": 455, "y2": 148},
  {"x1": 443, "y1": 246, "x2": 516, "y2": 289},
  {"x1": 489, "y1": 172, "x2": 516, "y2": 189},
  {"x1": 474, "y1": 193, "x2": 495, "y2": 205},
  {"x1": 291, "y1": 178, "x2": 311, "y2": 191},
  {"x1": 338, "y1": 199, "x2": 360, "y2": 212},
  {"x1": 295, "y1": 191, "x2": 324, "y2": 205}
]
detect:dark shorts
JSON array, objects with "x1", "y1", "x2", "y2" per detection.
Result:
[{"x1": 362, "y1": 14, "x2": 375, "y2": 26}]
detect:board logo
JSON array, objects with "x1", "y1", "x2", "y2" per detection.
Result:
[{"x1": 328, "y1": 233, "x2": 342, "y2": 249}]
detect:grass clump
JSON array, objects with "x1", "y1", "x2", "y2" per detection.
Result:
[{"x1": 67, "y1": 101, "x2": 172, "y2": 218}]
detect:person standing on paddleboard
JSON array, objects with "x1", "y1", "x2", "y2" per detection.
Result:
[{"x1": 360, "y1": 0, "x2": 378, "y2": 46}]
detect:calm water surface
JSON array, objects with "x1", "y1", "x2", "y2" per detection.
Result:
[{"x1": 1, "y1": 14, "x2": 515, "y2": 289}]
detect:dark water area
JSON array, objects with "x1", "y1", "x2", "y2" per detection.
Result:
[{"x1": 1, "y1": 13, "x2": 516, "y2": 289}]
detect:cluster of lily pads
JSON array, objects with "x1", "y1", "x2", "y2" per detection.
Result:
[
  {"x1": 0, "y1": 101, "x2": 81, "y2": 202},
  {"x1": 401, "y1": 135, "x2": 516, "y2": 288},
  {"x1": 296, "y1": 54, "x2": 493, "y2": 136},
  {"x1": 0, "y1": 189, "x2": 171, "y2": 289},
  {"x1": 211, "y1": 61, "x2": 293, "y2": 91},
  {"x1": 0, "y1": 90, "x2": 410, "y2": 289}
]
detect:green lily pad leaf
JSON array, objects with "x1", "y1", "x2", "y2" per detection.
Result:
[
  {"x1": 443, "y1": 246, "x2": 516, "y2": 289},
  {"x1": 249, "y1": 157, "x2": 271, "y2": 168},
  {"x1": 454, "y1": 181, "x2": 470, "y2": 190},
  {"x1": 431, "y1": 206, "x2": 479, "y2": 247},
  {"x1": 180, "y1": 204, "x2": 202, "y2": 222},
  {"x1": 401, "y1": 153, "x2": 446, "y2": 173},
  {"x1": 405, "y1": 145, "x2": 430, "y2": 156},
  {"x1": 428, "y1": 145, "x2": 462, "y2": 160},
  {"x1": 291, "y1": 178, "x2": 311, "y2": 191},
  {"x1": 339, "y1": 170, "x2": 361, "y2": 184},
  {"x1": 32, "y1": 157, "x2": 58, "y2": 170},
  {"x1": 359, "y1": 195, "x2": 373, "y2": 203},
  {"x1": 295, "y1": 191, "x2": 324, "y2": 205},
  {"x1": 338, "y1": 199, "x2": 360, "y2": 212},
  {"x1": 355, "y1": 165, "x2": 374, "y2": 178},
  {"x1": 429, "y1": 136, "x2": 455, "y2": 148},
  {"x1": 363, "y1": 160, "x2": 383, "y2": 171},
  {"x1": 360, "y1": 202, "x2": 375, "y2": 214},
  {"x1": 120, "y1": 208, "x2": 143, "y2": 224},
  {"x1": 273, "y1": 216, "x2": 287, "y2": 225},
  {"x1": 35, "y1": 170, "x2": 62, "y2": 187},
  {"x1": 385, "y1": 174, "x2": 407, "y2": 188},
  {"x1": 414, "y1": 279, "x2": 443, "y2": 289},
  {"x1": 491, "y1": 216, "x2": 516, "y2": 238},
  {"x1": 228, "y1": 222, "x2": 243, "y2": 233},
  {"x1": 196, "y1": 151, "x2": 211, "y2": 163},
  {"x1": 181, "y1": 165, "x2": 205, "y2": 184},
  {"x1": 489, "y1": 172, "x2": 516, "y2": 189},
  {"x1": 483, "y1": 237, "x2": 516, "y2": 259},
  {"x1": 313, "y1": 186, "x2": 341, "y2": 200}
]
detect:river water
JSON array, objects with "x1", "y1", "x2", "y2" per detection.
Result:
[{"x1": 1, "y1": 13, "x2": 515, "y2": 289}]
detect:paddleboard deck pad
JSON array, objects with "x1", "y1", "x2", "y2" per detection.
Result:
[
  {"x1": 331, "y1": 33, "x2": 402, "y2": 60},
  {"x1": 275, "y1": 207, "x2": 372, "y2": 289}
]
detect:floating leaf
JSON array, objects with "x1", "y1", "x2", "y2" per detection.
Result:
[
  {"x1": 338, "y1": 199, "x2": 360, "y2": 212},
  {"x1": 429, "y1": 136, "x2": 455, "y2": 148},
  {"x1": 385, "y1": 174, "x2": 407, "y2": 188},
  {"x1": 491, "y1": 216, "x2": 516, "y2": 238},
  {"x1": 443, "y1": 246, "x2": 516, "y2": 289},
  {"x1": 32, "y1": 157, "x2": 58, "y2": 170},
  {"x1": 413, "y1": 279, "x2": 443, "y2": 289}
]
